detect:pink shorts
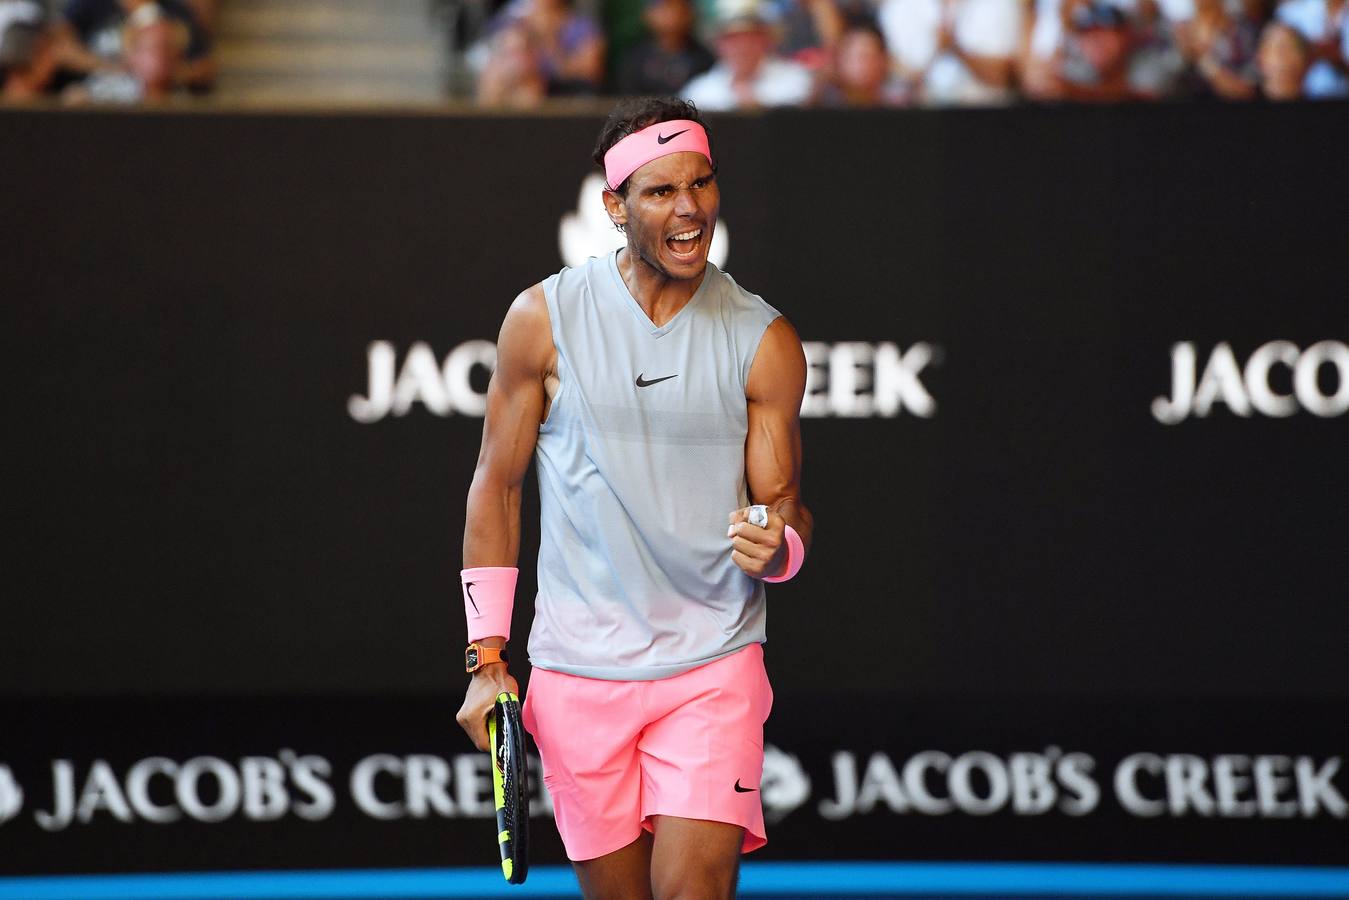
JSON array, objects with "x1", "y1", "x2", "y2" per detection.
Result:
[{"x1": 522, "y1": 643, "x2": 773, "y2": 862}]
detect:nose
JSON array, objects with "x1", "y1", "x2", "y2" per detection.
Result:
[{"x1": 674, "y1": 186, "x2": 697, "y2": 216}]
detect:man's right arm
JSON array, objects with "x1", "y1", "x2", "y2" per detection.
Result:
[{"x1": 456, "y1": 284, "x2": 553, "y2": 751}]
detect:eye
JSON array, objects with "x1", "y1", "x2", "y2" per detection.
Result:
[{"x1": 652, "y1": 188, "x2": 669, "y2": 198}]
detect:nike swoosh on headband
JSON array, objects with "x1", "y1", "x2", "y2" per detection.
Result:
[{"x1": 657, "y1": 129, "x2": 689, "y2": 145}]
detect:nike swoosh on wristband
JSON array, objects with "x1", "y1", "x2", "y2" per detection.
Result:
[
  {"x1": 734, "y1": 779, "x2": 758, "y2": 793},
  {"x1": 465, "y1": 582, "x2": 480, "y2": 615},
  {"x1": 657, "y1": 129, "x2": 689, "y2": 144},
  {"x1": 635, "y1": 373, "x2": 678, "y2": 387}
]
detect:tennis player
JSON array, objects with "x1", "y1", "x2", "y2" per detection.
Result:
[{"x1": 456, "y1": 96, "x2": 813, "y2": 900}]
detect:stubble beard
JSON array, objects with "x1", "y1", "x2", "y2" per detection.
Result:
[{"x1": 625, "y1": 213, "x2": 707, "y2": 283}]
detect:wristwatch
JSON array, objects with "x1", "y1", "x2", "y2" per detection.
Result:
[{"x1": 465, "y1": 643, "x2": 509, "y2": 674}]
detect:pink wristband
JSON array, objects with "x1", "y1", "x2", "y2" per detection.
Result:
[
  {"x1": 461, "y1": 566, "x2": 517, "y2": 642},
  {"x1": 762, "y1": 525, "x2": 805, "y2": 583}
]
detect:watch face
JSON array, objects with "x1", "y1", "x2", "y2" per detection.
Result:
[{"x1": 466, "y1": 647, "x2": 479, "y2": 669}]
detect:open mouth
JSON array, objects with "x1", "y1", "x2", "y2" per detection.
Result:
[{"x1": 665, "y1": 227, "x2": 703, "y2": 260}]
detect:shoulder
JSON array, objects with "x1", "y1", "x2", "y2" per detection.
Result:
[
  {"x1": 504, "y1": 283, "x2": 549, "y2": 332},
  {"x1": 497, "y1": 283, "x2": 555, "y2": 375},
  {"x1": 759, "y1": 58, "x2": 813, "y2": 100},
  {"x1": 708, "y1": 265, "x2": 781, "y2": 325},
  {"x1": 966, "y1": 0, "x2": 1021, "y2": 26},
  {"x1": 747, "y1": 317, "x2": 806, "y2": 402},
  {"x1": 765, "y1": 57, "x2": 811, "y2": 78},
  {"x1": 546, "y1": 254, "x2": 608, "y2": 303},
  {"x1": 683, "y1": 65, "x2": 731, "y2": 106},
  {"x1": 1275, "y1": 0, "x2": 1314, "y2": 27},
  {"x1": 684, "y1": 63, "x2": 724, "y2": 87},
  {"x1": 757, "y1": 316, "x2": 803, "y2": 359}
]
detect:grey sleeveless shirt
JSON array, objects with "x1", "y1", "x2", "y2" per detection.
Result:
[{"x1": 528, "y1": 250, "x2": 782, "y2": 681}]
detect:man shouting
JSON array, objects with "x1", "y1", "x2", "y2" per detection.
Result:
[{"x1": 457, "y1": 96, "x2": 814, "y2": 900}]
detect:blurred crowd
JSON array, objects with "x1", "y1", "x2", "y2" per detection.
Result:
[
  {"x1": 0, "y1": 0, "x2": 213, "y2": 103},
  {"x1": 2, "y1": 0, "x2": 1344, "y2": 105},
  {"x1": 472, "y1": 0, "x2": 1348, "y2": 106}
]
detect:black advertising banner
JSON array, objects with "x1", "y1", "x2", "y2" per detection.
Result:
[
  {"x1": 2, "y1": 104, "x2": 1347, "y2": 875},
  {"x1": 0, "y1": 695, "x2": 1347, "y2": 874}
]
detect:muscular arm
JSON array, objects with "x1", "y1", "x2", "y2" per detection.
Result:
[
  {"x1": 729, "y1": 316, "x2": 815, "y2": 578},
  {"x1": 464, "y1": 284, "x2": 554, "y2": 568},
  {"x1": 457, "y1": 283, "x2": 554, "y2": 749}
]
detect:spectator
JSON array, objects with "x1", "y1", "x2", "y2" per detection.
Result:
[
  {"x1": 681, "y1": 4, "x2": 814, "y2": 109},
  {"x1": 1273, "y1": 0, "x2": 1348, "y2": 97},
  {"x1": 617, "y1": 0, "x2": 715, "y2": 95},
  {"x1": 477, "y1": 21, "x2": 549, "y2": 106},
  {"x1": 1058, "y1": 2, "x2": 1136, "y2": 99},
  {"x1": 54, "y1": 0, "x2": 213, "y2": 91},
  {"x1": 766, "y1": 0, "x2": 846, "y2": 65},
  {"x1": 814, "y1": 19, "x2": 911, "y2": 103},
  {"x1": 63, "y1": 2, "x2": 186, "y2": 103},
  {"x1": 877, "y1": 0, "x2": 1023, "y2": 105},
  {"x1": 1128, "y1": 0, "x2": 1195, "y2": 97},
  {"x1": 486, "y1": 0, "x2": 605, "y2": 94},
  {"x1": 1188, "y1": 0, "x2": 1261, "y2": 98},
  {"x1": 1025, "y1": 0, "x2": 1193, "y2": 99},
  {"x1": 0, "y1": 0, "x2": 59, "y2": 100},
  {"x1": 1256, "y1": 19, "x2": 1312, "y2": 95}
]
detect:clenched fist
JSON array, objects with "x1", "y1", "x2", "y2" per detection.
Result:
[{"x1": 726, "y1": 506, "x2": 788, "y2": 580}]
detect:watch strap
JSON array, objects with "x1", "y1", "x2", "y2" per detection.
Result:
[{"x1": 466, "y1": 643, "x2": 509, "y2": 673}]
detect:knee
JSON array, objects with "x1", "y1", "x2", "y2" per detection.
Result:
[{"x1": 651, "y1": 858, "x2": 738, "y2": 900}]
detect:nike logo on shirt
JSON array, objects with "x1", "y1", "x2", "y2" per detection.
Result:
[{"x1": 635, "y1": 373, "x2": 678, "y2": 387}]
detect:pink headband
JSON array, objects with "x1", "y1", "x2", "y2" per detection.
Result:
[{"x1": 603, "y1": 119, "x2": 713, "y2": 191}]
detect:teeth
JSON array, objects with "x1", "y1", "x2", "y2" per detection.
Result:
[{"x1": 671, "y1": 229, "x2": 701, "y2": 241}]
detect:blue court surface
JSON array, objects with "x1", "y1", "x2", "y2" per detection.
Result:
[{"x1": 3, "y1": 863, "x2": 1349, "y2": 899}]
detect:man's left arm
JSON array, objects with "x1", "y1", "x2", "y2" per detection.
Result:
[{"x1": 728, "y1": 316, "x2": 815, "y2": 580}]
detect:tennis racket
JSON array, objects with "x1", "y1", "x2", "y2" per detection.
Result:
[{"x1": 488, "y1": 691, "x2": 530, "y2": 884}]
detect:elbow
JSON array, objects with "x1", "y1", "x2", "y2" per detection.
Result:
[{"x1": 467, "y1": 466, "x2": 524, "y2": 510}]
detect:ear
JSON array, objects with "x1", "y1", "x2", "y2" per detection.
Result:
[{"x1": 601, "y1": 188, "x2": 628, "y2": 231}]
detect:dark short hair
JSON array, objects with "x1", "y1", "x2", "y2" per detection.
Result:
[
  {"x1": 841, "y1": 16, "x2": 886, "y2": 44},
  {"x1": 592, "y1": 96, "x2": 715, "y2": 195}
]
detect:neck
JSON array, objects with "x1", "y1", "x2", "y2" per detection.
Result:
[
  {"x1": 730, "y1": 64, "x2": 760, "y2": 85},
  {"x1": 616, "y1": 247, "x2": 705, "y2": 326},
  {"x1": 1266, "y1": 79, "x2": 1301, "y2": 99},
  {"x1": 846, "y1": 83, "x2": 882, "y2": 104},
  {"x1": 656, "y1": 33, "x2": 685, "y2": 53}
]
